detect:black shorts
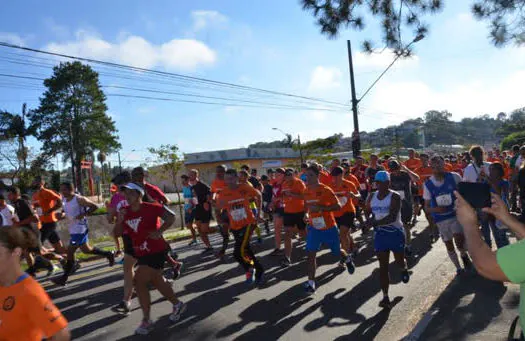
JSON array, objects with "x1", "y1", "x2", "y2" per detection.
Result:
[
  {"x1": 217, "y1": 209, "x2": 229, "y2": 225},
  {"x1": 401, "y1": 201, "x2": 413, "y2": 224},
  {"x1": 194, "y1": 206, "x2": 212, "y2": 224},
  {"x1": 262, "y1": 202, "x2": 272, "y2": 214},
  {"x1": 137, "y1": 251, "x2": 167, "y2": 270},
  {"x1": 21, "y1": 226, "x2": 42, "y2": 253},
  {"x1": 274, "y1": 207, "x2": 285, "y2": 217},
  {"x1": 283, "y1": 212, "x2": 306, "y2": 230},
  {"x1": 122, "y1": 234, "x2": 135, "y2": 257},
  {"x1": 336, "y1": 212, "x2": 356, "y2": 228},
  {"x1": 40, "y1": 222, "x2": 61, "y2": 245},
  {"x1": 413, "y1": 196, "x2": 424, "y2": 205}
]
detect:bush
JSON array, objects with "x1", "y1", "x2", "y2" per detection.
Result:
[{"x1": 501, "y1": 132, "x2": 525, "y2": 150}]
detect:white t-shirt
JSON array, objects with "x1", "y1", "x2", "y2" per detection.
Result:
[
  {"x1": 462, "y1": 162, "x2": 491, "y2": 183},
  {"x1": 423, "y1": 172, "x2": 462, "y2": 201},
  {"x1": 0, "y1": 204, "x2": 16, "y2": 227},
  {"x1": 515, "y1": 156, "x2": 522, "y2": 170}
]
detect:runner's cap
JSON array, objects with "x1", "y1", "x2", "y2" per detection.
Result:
[
  {"x1": 374, "y1": 171, "x2": 390, "y2": 183},
  {"x1": 120, "y1": 182, "x2": 145, "y2": 196}
]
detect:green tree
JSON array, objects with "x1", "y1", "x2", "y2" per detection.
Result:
[
  {"x1": 148, "y1": 144, "x2": 185, "y2": 228},
  {"x1": 32, "y1": 61, "x2": 120, "y2": 193},
  {"x1": 301, "y1": 0, "x2": 524, "y2": 53},
  {"x1": 497, "y1": 107, "x2": 525, "y2": 136},
  {"x1": 501, "y1": 131, "x2": 525, "y2": 150},
  {"x1": 403, "y1": 131, "x2": 420, "y2": 148}
]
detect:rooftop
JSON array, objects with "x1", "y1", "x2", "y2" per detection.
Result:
[{"x1": 184, "y1": 148, "x2": 300, "y2": 165}]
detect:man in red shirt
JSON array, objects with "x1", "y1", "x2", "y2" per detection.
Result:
[{"x1": 131, "y1": 167, "x2": 170, "y2": 205}]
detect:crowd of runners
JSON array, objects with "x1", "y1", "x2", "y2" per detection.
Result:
[{"x1": 0, "y1": 144, "x2": 524, "y2": 339}]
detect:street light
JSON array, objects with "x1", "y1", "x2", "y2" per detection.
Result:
[{"x1": 272, "y1": 128, "x2": 304, "y2": 165}]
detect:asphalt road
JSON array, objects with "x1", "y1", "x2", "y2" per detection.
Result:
[{"x1": 37, "y1": 219, "x2": 518, "y2": 341}]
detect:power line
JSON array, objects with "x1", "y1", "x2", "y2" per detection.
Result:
[{"x1": 0, "y1": 41, "x2": 350, "y2": 108}]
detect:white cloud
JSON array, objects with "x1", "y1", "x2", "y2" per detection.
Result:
[
  {"x1": 365, "y1": 68, "x2": 525, "y2": 125},
  {"x1": 191, "y1": 10, "x2": 228, "y2": 32},
  {"x1": 0, "y1": 32, "x2": 26, "y2": 46},
  {"x1": 354, "y1": 49, "x2": 419, "y2": 69},
  {"x1": 44, "y1": 31, "x2": 216, "y2": 71},
  {"x1": 308, "y1": 66, "x2": 343, "y2": 91}
]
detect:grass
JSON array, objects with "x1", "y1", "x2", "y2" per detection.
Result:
[{"x1": 91, "y1": 201, "x2": 185, "y2": 216}]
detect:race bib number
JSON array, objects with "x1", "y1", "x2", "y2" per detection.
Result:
[
  {"x1": 192, "y1": 197, "x2": 199, "y2": 205},
  {"x1": 396, "y1": 191, "x2": 406, "y2": 201},
  {"x1": 230, "y1": 208, "x2": 247, "y2": 222},
  {"x1": 339, "y1": 196, "x2": 348, "y2": 207},
  {"x1": 436, "y1": 194, "x2": 452, "y2": 207},
  {"x1": 312, "y1": 216, "x2": 326, "y2": 230},
  {"x1": 36, "y1": 207, "x2": 43, "y2": 216},
  {"x1": 360, "y1": 183, "x2": 367, "y2": 191}
]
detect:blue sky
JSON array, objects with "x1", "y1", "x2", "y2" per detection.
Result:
[{"x1": 0, "y1": 0, "x2": 524, "y2": 167}]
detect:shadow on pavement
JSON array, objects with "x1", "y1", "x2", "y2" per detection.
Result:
[{"x1": 409, "y1": 275, "x2": 513, "y2": 341}]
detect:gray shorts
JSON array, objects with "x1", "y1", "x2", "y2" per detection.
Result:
[{"x1": 436, "y1": 218, "x2": 463, "y2": 242}]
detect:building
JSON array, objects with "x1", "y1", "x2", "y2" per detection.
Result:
[{"x1": 147, "y1": 147, "x2": 301, "y2": 190}]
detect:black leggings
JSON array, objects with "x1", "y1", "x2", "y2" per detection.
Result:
[{"x1": 231, "y1": 225, "x2": 263, "y2": 274}]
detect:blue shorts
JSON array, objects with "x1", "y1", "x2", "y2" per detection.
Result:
[
  {"x1": 251, "y1": 208, "x2": 258, "y2": 218},
  {"x1": 374, "y1": 226, "x2": 405, "y2": 253},
  {"x1": 70, "y1": 231, "x2": 89, "y2": 246},
  {"x1": 184, "y1": 209, "x2": 195, "y2": 225},
  {"x1": 305, "y1": 225, "x2": 341, "y2": 256}
]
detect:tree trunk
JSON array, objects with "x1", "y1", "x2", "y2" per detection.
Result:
[{"x1": 76, "y1": 158, "x2": 83, "y2": 195}]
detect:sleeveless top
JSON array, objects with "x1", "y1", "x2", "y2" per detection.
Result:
[
  {"x1": 425, "y1": 173, "x2": 457, "y2": 223},
  {"x1": 370, "y1": 190, "x2": 403, "y2": 231},
  {"x1": 63, "y1": 195, "x2": 88, "y2": 234}
]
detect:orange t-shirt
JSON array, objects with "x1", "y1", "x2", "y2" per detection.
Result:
[
  {"x1": 0, "y1": 275, "x2": 68, "y2": 341},
  {"x1": 303, "y1": 184, "x2": 338, "y2": 230},
  {"x1": 216, "y1": 183, "x2": 259, "y2": 230},
  {"x1": 405, "y1": 158, "x2": 422, "y2": 172},
  {"x1": 32, "y1": 188, "x2": 61, "y2": 224},
  {"x1": 415, "y1": 166, "x2": 434, "y2": 196},
  {"x1": 329, "y1": 180, "x2": 358, "y2": 216},
  {"x1": 319, "y1": 171, "x2": 332, "y2": 186},
  {"x1": 344, "y1": 173, "x2": 360, "y2": 189},
  {"x1": 282, "y1": 178, "x2": 306, "y2": 213}
]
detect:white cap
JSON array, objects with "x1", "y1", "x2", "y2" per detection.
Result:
[{"x1": 120, "y1": 182, "x2": 145, "y2": 196}]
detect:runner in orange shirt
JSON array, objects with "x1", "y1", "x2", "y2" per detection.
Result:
[
  {"x1": 303, "y1": 165, "x2": 352, "y2": 294},
  {"x1": 281, "y1": 168, "x2": 306, "y2": 267},
  {"x1": 329, "y1": 166, "x2": 360, "y2": 272},
  {"x1": 0, "y1": 226, "x2": 70, "y2": 341},
  {"x1": 414, "y1": 154, "x2": 439, "y2": 242},
  {"x1": 444, "y1": 159, "x2": 454, "y2": 172},
  {"x1": 212, "y1": 165, "x2": 230, "y2": 259},
  {"x1": 404, "y1": 149, "x2": 422, "y2": 172},
  {"x1": 31, "y1": 176, "x2": 68, "y2": 257},
  {"x1": 319, "y1": 164, "x2": 332, "y2": 186},
  {"x1": 216, "y1": 169, "x2": 265, "y2": 285}
]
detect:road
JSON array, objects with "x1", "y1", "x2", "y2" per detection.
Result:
[{"x1": 38, "y1": 220, "x2": 518, "y2": 341}]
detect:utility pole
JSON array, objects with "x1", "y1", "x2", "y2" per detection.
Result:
[
  {"x1": 297, "y1": 134, "x2": 304, "y2": 165},
  {"x1": 118, "y1": 151, "x2": 122, "y2": 173},
  {"x1": 347, "y1": 40, "x2": 361, "y2": 158}
]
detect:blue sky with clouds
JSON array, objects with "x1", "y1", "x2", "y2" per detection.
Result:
[{"x1": 0, "y1": 0, "x2": 524, "y2": 165}]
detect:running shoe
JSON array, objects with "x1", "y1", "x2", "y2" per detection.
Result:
[
  {"x1": 245, "y1": 268, "x2": 255, "y2": 284},
  {"x1": 461, "y1": 254, "x2": 473, "y2": 270},
  {"x1": 46, "y1": 265, "x2": 59, "y2": 277},
  {"x1": 269, "y1": 248, "x2": 283, "y2": 256},
  {"x1": 188, "y1": 239, "x2": 198, "y2": 247},
  {"x1": 169, "y1": 301, "x2": 187, "y2": 323},
  {"x1": 107, "y1": 251, "x2": 115, "y2": 267},
  {"x1": 280, "y1": 257, "x2": 291, "y2": 268},
  {"x1": 255, "y1": 270, "x2": 265, "y2": 286},
  {"x1": 201, "y1": 247, "x2": 214, "y2": 255},
  {"x1": 135, "y1": 319, "x2": 154, "y2": 335},
  {"x1": 345, "y1": 256, "x2": 356, "y2": 275},
  {"x1": 115, "y1": 250, "x2": 123, "y2": 258},
  {"x1": 170, "y1": 251, "x2": 179, "y2": 260},
  {"x1": 379, "y1": 296, "x2": 391, "y2": 309},
  {"x1": 173, "y1": 262, "x2": 184, "y2": 280},
  {"x1": 303, "y1": 281, "x2": 316, "y2": 295},
  {"x1": 401, "y1": 269, "x2": 410, "y2": 284},
  {"x1": 111, "y1": 301, "x2": 131, "y2": 316},
  {"x1": 51, "y1": 276, "x2": 67, "y2": 287},
  {"x1": 71, "y1": 261, "x2": 81, "y2": 274}
]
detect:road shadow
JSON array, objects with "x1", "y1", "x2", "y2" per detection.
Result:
[{"x1": 409, "y1": 275, "x2": 511, "y2": 341}]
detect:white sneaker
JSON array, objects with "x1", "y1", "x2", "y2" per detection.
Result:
[{"x1": 169, "y1": 302, "x2": 187, "y2": 322}]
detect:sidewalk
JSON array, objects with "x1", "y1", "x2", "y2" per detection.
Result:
[{"x1": 405, "y1": 272, "x2": 520, "y2": 340}]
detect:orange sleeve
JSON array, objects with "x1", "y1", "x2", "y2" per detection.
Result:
[
  {"x1": 45, "y1": 189, "x2": 62, "y2": 201},
  {"x1": 296, "y1": 180, "x2": 306, "y2": 193},
  {"x1": 247, "y1": 184, "x2": 260, "y2": 198},
  {"x1": 26, "y1": 280, "x2": 68, "y2": 338},
  {"x1": 323, "y1": 187, "x2": 338, "y2": 206}
]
